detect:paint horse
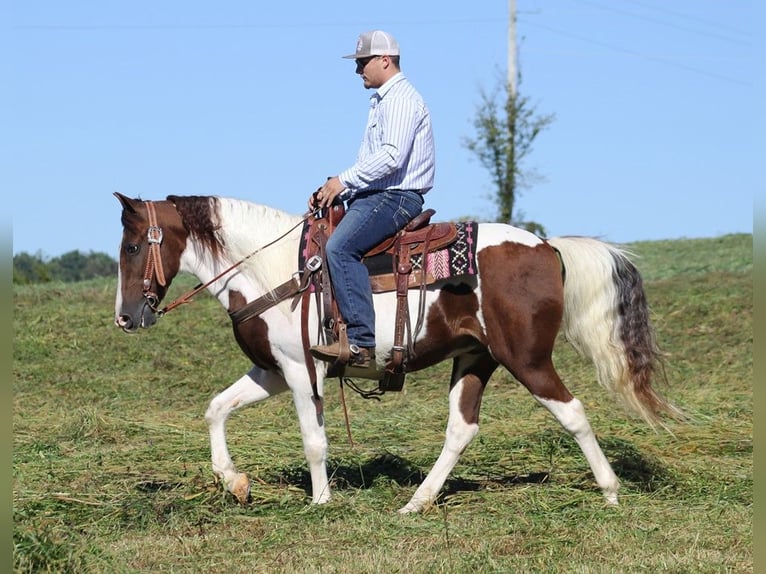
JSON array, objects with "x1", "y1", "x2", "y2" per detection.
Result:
[{"x1": 113, "y1": 192, "x2": 679, "y2": 513}]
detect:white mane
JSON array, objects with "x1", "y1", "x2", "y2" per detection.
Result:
[{"x1": 214, "y1": 197, "x2": 305, "y2": 293}]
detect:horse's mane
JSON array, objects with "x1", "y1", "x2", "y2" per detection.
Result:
[
  {"x1": 167, "y1": 194, "x2": 304, "y2": 290},
  {"x1": 167, "y1": 195, "x2": 223, "y2": 258}
]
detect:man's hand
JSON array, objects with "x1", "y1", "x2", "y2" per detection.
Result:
[{"x1": 308, "y1": 176, "x2": 346, "y2": 211}]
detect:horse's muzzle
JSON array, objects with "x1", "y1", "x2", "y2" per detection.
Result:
[{"x1": 115, "y1": 303, "x2": 158, "y2": 332}]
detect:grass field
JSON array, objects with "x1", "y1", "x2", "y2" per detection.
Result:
[{"x1": 13, "y1": 233, "x2": 752, "y2": 573}]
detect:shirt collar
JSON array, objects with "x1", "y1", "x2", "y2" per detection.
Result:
[{"x1": 375, "y1": 72, "x2": 405, "y2": 101}]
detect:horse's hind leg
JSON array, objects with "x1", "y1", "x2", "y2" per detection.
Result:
[
  {"x1": 399, "y1": 351, "x2": 497, "y2": 514},
  {"x1": 205, "y1": 366, "x2": 289, "y2": 504},
  {"x1": 534, "y1": 392, "x2": 619, "y2": 504},
  {"x1": 495, "y1": 343, "x2": 619, "y2": 504},
  {"x1": 481, "y1": 247, "x2": 619, "y2": 504}
]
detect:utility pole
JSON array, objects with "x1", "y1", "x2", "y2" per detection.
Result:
[{"x1": 508, "y1": 0, "x2": 517, "y2": 96}]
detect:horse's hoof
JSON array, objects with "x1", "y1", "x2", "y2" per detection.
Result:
[
  {"x1": 229, "y1": 473, "x2": 251, "y2": 504},
  {"x1": 604, "y1": 492, "x2": 619, "y2": 506},
  {"x1": 397, "y1": 502, "x2": 420, "y2": 514},
  {"x1": 312, "y1": 492, "x2": 331, "y2": 505}
]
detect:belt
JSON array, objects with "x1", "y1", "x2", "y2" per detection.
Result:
[
  {"x1": 347, "y1": 188, "x2": 425, "y2": 202},
  {"x1": 368, "y1": 189, "x2": 423, "y2": 194}
]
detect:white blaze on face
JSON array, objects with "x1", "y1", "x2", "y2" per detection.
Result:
[{"x1": 114, "y1": 264, "x2": 124, "y2": 326}]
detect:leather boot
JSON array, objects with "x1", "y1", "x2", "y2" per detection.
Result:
[{"x1": 309, "y1": 342, "x2": 373, "y2": 368}]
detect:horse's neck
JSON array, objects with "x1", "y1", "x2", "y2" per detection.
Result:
[{"x1": 182, "y1": 199, "x2": 304, "y2": 305}]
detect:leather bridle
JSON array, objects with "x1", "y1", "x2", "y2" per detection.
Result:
[{"x1": 142, "y1": 201, "x2": 167, "y2": 312}]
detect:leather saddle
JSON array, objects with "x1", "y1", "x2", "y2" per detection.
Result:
[{"x1": 303, "y1": 204, "x2": 459, "y2": 391}]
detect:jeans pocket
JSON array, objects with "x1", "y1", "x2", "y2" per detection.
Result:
[
  {"x1": 394, "y1": 192, "x2": 424, "y2": 228},
  {"x1": 393, "y1": 206, "x2": 413, "y2": 229}
]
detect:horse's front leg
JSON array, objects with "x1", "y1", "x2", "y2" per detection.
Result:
[
  {"x1": 288, "y1": 370, "x2": 331, "y2": 505},
  {"x1": 205, "y1": 366, "x2": 289, "y2": 504},
  {"x1": 400, "y1": 354, "x2": 493, "y2": 513}
]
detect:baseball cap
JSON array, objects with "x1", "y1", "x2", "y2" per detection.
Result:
[{"x1": 342, "y1": 30, "x2": 400, "y2": 59}]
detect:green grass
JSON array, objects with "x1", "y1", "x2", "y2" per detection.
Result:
[{"x1": 13, "y1": 233, "x2": 752, "y2": 573}]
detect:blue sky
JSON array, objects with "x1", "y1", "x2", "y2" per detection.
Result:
[{"x1": 6, "y1": 1, "x2": 756, "y2": 258}]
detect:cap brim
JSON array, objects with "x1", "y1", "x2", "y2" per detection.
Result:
[{"x1": 342, "y1": 52, "x2": 398, "y2": 59}]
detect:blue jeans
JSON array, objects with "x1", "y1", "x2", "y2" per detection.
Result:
[{"x1": 325, "y1": 189, "x2": 424, "y2": 348}]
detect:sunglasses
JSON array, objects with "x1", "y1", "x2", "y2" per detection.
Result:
[{"x1": 355, "y1": 56, "x2": 381, "y2": 69}]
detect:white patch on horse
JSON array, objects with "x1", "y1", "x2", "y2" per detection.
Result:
[
  {"x1": 217, "y1": 198, "x2": 304, "y2": 311},
  {"x1": 534, "y1": 396, "x2": 620, "y2": 505},
  {"x1": 475, "y1": 222, "x2": 544, "y2": 249}
]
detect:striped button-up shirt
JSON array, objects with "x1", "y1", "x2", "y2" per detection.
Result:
[{"x1": 339, "y1": 73, "x2": 435, "y2": 197}]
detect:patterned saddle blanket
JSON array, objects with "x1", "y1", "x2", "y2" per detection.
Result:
[
  {"x1": 363, "y1": 221, "x2": 478, "y2": 292},
  {"x1": 299, "y1": 219, "x2": 479, "y2": 294}
]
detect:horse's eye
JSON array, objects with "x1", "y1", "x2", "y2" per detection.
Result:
[{"x1": 126, "y1": 243, "x2": 140, "y2": 255}]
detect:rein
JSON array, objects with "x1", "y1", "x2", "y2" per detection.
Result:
[{"x1": 156, "y1": 205, "x2": 315, "y2": 316}]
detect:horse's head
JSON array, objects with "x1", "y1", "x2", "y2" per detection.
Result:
[{"x1": 114, "y1": 192, "x2": 188, "y2": 333}]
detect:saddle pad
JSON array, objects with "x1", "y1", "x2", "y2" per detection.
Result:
[
  {"x1": 364, "y1": 221, "x2": 478, "y2": 280},
  {"x1": 299, "y1": 220, "x2": 478, "y2": 283}
]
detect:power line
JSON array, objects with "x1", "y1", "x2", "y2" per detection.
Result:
[
  {"x1": 519, "y1": 17, "x2": 749, "y2": 87},
  {"x1": 11, "y1": 17, "x2": 507, "y2": 32},
  {"x1": 571, "y1": 0, "x2": 748, "y2": 46},
  {"x1": 623, "y1": 0, "x2": 750, "y2": 38}
]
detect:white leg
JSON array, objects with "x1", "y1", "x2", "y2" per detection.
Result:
[
  {"x1": 291, "y1": 386, "x2": 331, "y2": 504},
  {"x1": 205, "y1": 366, "x2": 288, "y2": 503},
  {"x1": 399, "y1": 379, "x2": 479, "y2": 513},
  {"x1": 535, "y1": 396, "x2": 620, "y2": 504}
]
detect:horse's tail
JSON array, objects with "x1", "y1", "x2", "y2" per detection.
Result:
[{"x1": 546, "y1": 236, "x2": 683, "y2": 429}]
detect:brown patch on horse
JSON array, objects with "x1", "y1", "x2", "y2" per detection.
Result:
[
  {"x1": 456, "y1": 374, "x2": 487, "y2": 425},
  {"x1": 454, "y1": 353, "x2": 498, "y2": 425},
  {"x1": 477, "y1": 242, "x2": 573, "y2": 403},
  {"x1": 406, "y1": 282, "x2": 487, "y2": 371},
  {"x1": 227, "y1": 290, "x2": 279, "y2": 371}
]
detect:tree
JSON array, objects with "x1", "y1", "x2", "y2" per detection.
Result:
[
  {"x1": 13, "y1": 250, "x2": 117, "y2": 284},
  {"x1": 12, "y1": 252, "x2": 51, "y2": 284},
  {"x1": 84, "y1": 252, "x2": 117, "y2": 279},
  {"x1": 463, "y1": 75, "x2": 554, "y2": 234},
  {"x1": 51, "y1": 250, "x2": 89, "y2": 282}
]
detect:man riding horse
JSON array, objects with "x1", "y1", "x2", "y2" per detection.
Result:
[{"x1": 308, "y1": 30, "x2": 435, "y2": 369}]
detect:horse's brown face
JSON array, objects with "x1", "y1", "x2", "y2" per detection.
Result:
[{"x1": 113, "y1": 192, "x2": 187, "y2": 333}]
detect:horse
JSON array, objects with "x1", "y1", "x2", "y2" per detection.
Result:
[{"x1": 113, "y1": 191, "x2": 679, "y2": 513}]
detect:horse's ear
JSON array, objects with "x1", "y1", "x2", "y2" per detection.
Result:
[{"x1": 114, "y1": 191, "x2": 138, "y2": 213}]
